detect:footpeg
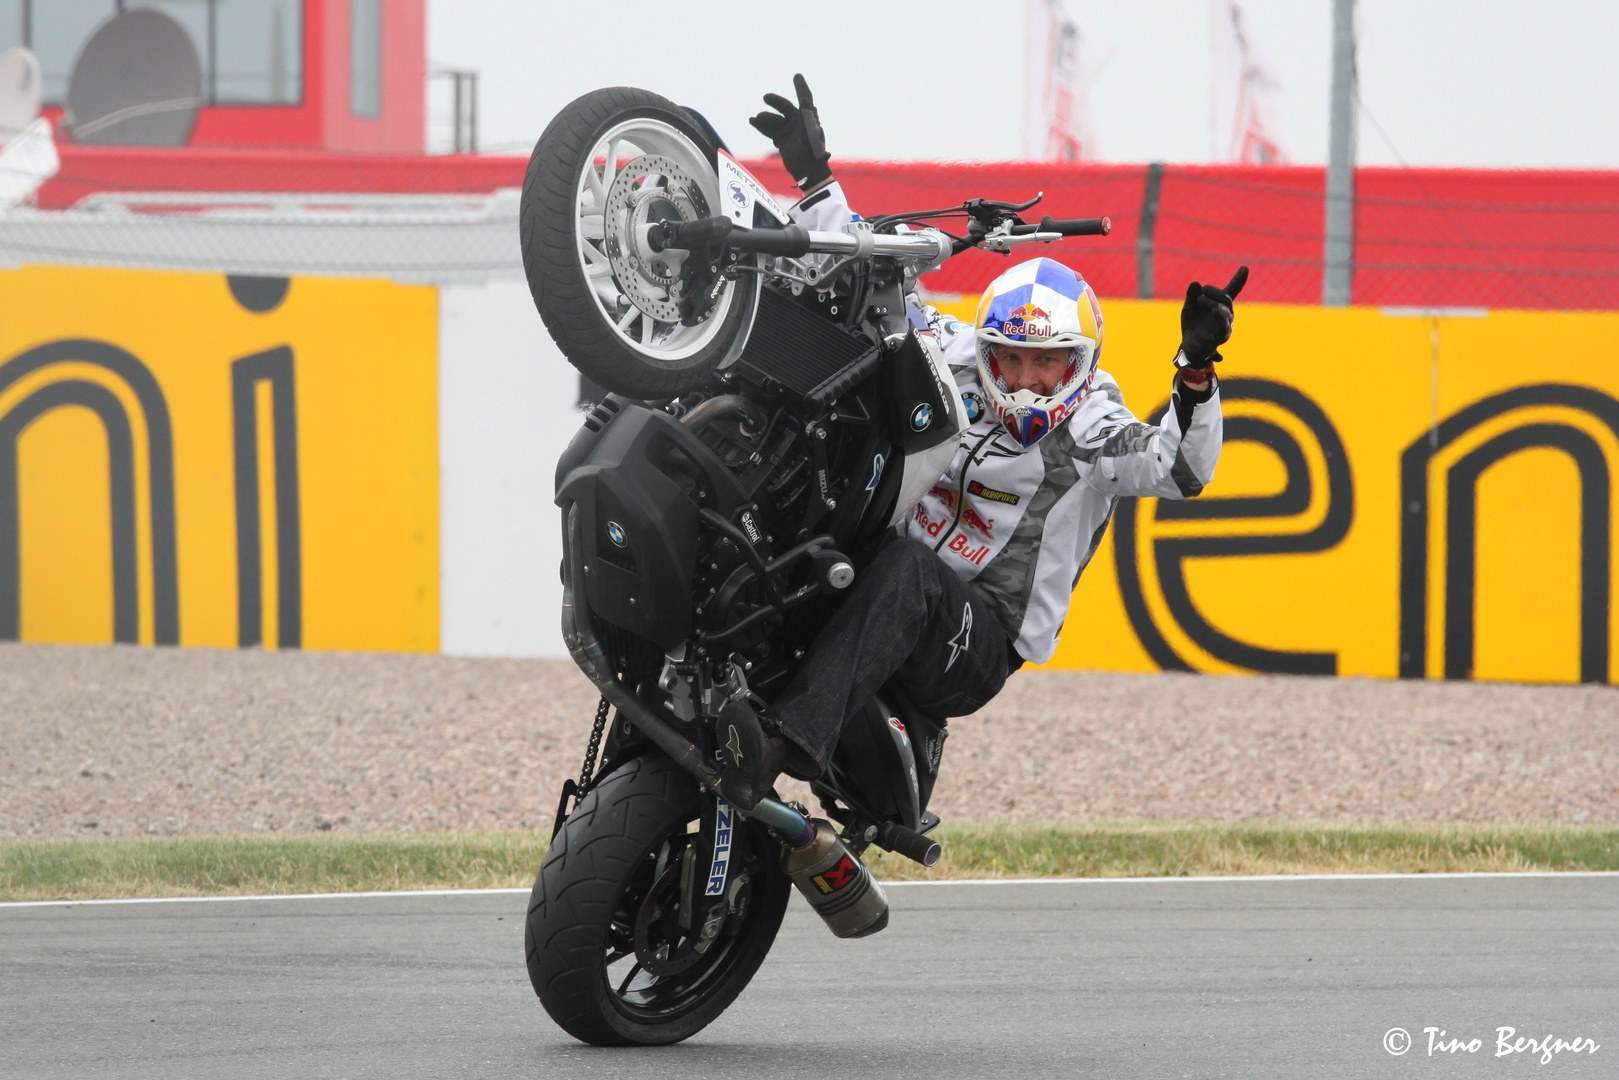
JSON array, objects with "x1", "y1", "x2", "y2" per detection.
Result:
[{"x1": 781, "y1": 819, "x2": 889, "y2": 938}]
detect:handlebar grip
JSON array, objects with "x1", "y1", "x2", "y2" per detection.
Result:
[
  {"x1": 875, "y1": 821, "x2": 942, "y2": 866},
  {"x1": 725, "y1": 223, "x2": 812, "y2": 257},
  {"x1": 1040, "y1": 215, "x2": 1111, "y2": 237}
]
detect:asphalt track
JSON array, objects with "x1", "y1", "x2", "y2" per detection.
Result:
[{"x1": 3, "y1": 875, "x2": 1615, "y2": 1079}]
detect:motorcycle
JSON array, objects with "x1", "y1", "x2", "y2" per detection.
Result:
[{"x1": 520, "y1": 86, "x2": 1109, "y2": 1046}]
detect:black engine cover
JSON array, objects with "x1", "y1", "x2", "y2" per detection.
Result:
[{"x1": 556, "y1": 400, "x2": 747, "y2": 648}]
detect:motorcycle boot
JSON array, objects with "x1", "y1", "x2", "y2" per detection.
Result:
[{"x1": 715, "y1": 698, "x2": 791, "y2": 812}]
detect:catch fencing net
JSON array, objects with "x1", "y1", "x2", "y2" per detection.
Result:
[
  {"x1": 742, "y1": 159, "x2": 1619, "y2": 312},
  {"x1": 3, "y1": 146, "x2": 1616, "y2": 307}
]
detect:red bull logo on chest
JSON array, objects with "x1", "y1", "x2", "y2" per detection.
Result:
[
  {"x1": 959, "y1": 505, "x2": 995, "y2": 538},
  {"x1": 947, "y1": 531, "x2": 991, "y2": 565}
]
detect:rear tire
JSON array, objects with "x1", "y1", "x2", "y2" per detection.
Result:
[
  {"x1": 525, "y1": 754, "x2": 789, "y2": 1046},
  {"x1": 520, "y1": 87, "x2": 759, "y2": 399}
]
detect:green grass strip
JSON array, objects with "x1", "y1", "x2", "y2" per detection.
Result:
[
  {"x1": 3, "y1": 822, "x2": 1616, "y2": 902},
  {"x1": 864, "y1": 821, "x2": 1619, "y2": 882}
]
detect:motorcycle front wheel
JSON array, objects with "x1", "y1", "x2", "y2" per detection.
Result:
[
  {"x1": 525, "y1": 753, "x2": 790, "y2": 1046},
  {"x1": 520, "y1": 87, "x2": 760, "y2": 399}
]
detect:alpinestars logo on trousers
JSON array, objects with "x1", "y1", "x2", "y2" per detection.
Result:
[{"x1": 945, "y1": 603, "x2": 973, "y2": 671}]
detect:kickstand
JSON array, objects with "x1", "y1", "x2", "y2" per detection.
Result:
[{"x1": 551, "y1": 779, "x2": 578, "y2": 839}]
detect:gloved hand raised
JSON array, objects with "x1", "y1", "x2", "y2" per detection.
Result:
[
  {"x1": 1175, "y1": 266, "x2": 1249, "y2": 370},
  {"x1": 749, "y1": 74, "x2": 832, "y2": 194}
]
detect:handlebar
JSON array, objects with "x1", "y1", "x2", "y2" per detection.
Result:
[
  {"x1": 652, "y1": 216, "x2": 947, "y2": 261},
  {"x1": 651, "y1": 211, "x2": 1108, "y2": 264},
  {"x1": 1010, "y1": 215, "x2": 1112, "y2": 237}
]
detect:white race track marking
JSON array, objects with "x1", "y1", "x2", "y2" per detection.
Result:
[{"x1": 3, "y1": 871, "x2": 1616, "y2": 909}]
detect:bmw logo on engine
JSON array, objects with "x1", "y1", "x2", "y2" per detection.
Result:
[
  {"x1": 605, "y1": 521, "x2": 627, "y2": 547},
  {"x1": 910, "y1": 402, "x2": 933, "y2": 431}
]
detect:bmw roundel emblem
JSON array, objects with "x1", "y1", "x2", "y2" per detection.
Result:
[
  {"x1": 910, "y1": 402, "x2": 933, "y2": 431},
  {"x1": 963, "y1": 392, "x2": 984, "y2": 424},
  {"x1": 605, "y1": 520, "x2": 627, "y2": 548}
]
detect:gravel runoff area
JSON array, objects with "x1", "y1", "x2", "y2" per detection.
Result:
[{"x1": 2, "y1": 642, "x2": 1616, "y2": 840}]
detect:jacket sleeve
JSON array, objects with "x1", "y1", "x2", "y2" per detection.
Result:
[
  {"x1": 788, "y1": 181, "x2": 855, "y2": 232},
  {"x1": 1070, "y1": 373, "x2": 1222, "y2": 500}
]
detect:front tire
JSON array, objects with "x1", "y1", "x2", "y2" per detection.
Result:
[
  {"x1": 520, "y1": 87, "x2": 759, "y2": 399},
  {"x1": 525, "y1": 754, "x2": 789, "y2": 1046}
]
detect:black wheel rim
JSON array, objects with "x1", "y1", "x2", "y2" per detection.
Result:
[{"x1": 602, "y1": 823, "x2": 761, "y2": 1022}]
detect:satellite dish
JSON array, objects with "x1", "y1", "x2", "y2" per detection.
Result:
[
  {"x1": 0, "y1": 47, "x2": 42, "y2": 138},
  {"x1": 66, "y1": 9, "x2": 202, "y2": 147}
]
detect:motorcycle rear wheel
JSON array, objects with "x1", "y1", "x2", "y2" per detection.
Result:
[
  {"x1": 520, "y1": 87, "x2": 759, "y2": 399},
  {"x1": 525, "y1": 753, "x2": 790, "y2": 1046}
]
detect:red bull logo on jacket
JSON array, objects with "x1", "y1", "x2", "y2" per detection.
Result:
[
  {"x1": 959, "y1": 505, "x2": 995, "y2": 538},
  {"x1": 946, "y1": 531, "x2": 991, "y2": 565}
]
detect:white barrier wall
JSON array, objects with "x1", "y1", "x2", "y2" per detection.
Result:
[{"x1": 439, "y1": 281, "x2": 577, "y2": 657}]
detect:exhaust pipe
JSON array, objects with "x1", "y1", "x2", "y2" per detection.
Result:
[{"x1": 561, "y1": 504, "x2": 816, "y2": 849}]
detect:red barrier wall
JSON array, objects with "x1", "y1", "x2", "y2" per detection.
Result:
[
  {"x1": 36, "y1": 148, "x2": 1619, "y2": 310},
  {"x1": 743, "y1": 159, "x2": 1619, "y2": 311}
]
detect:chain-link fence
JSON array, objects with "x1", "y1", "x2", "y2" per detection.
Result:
[
  {"x1": 3, "y1": 147, "x2": 1616, "y2": 307},
  {"x1": 783, "y1": 160, "x2": 1619, "y2": 311}
]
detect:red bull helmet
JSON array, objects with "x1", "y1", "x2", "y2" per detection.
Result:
[{"x1": 974, "y1": 257, "x2": 1104, "y2": 448}]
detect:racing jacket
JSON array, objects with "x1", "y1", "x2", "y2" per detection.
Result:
[{"x1": 793, "y1": 184, "x2": 1225, "y2": 665}]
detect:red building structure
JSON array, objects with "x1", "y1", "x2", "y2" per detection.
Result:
[{"x1": 12, "y1": 0, "x2": 423, "y2": 153}]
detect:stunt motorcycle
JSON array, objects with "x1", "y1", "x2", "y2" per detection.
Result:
[{"x1": 522, "y1": 86, "x2": 1109, "y2": 1045}]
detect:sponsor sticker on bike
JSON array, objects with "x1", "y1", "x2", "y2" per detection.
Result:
[
  {"x1": 866, "y1": 453, "x2": 885, "y2": 492},
  {"x1": 812, "y1": 855, "x2": 859, "y2": 895},
  {"x1": 705, "y1": 799, "x2": 735, "y2": 896},
  {"x1": 716, "y1": 150, "x2": 790, "y2": 228}
]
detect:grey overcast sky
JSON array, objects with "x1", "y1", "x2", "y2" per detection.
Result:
[{"x1": 428, "y1": 1, "x2": 1619, "y2": 168}]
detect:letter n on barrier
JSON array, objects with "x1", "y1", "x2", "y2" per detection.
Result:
[
  {"x1": 232, "y1": 347, "x2": 302, "y2": 649},
  {"x1": 1399, "y1": 383, "x2": 1618, "y2": 683}
]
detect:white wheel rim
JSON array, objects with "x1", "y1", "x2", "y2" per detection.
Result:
[{"x1": 575, "y1": 117, "x2": 736, "y2": 364}]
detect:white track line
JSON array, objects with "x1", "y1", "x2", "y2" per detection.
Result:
[
  {"x1": 0, "y1": 887, "x2": 531, "y2": 909},
  {"x1": 4, "y1": 871, "x2": 1615, "y2": 909}
]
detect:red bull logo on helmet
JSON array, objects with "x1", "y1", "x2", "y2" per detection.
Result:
[{"x1": 1000, "y1": 303, "x2": 1053, "y2": 341}]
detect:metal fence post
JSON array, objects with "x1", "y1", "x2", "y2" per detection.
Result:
[
  {"x1": 1137, "y1": 162, "x2": 1165, "y2": 300},
  {"x1": 1323, "y1": 0, "x2": 1357, "y2": 306}
]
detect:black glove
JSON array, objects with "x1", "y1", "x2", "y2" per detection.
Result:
[
  {"x1": 748, "y1": 74, "x2": 832, "y2": 193},
  {"x1": 1175, "y1": 266, "x2": 1249, "y2": 370}
]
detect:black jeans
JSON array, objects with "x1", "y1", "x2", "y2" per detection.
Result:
[{"x1": 772, "y1": 539, "x2": 1018, "y2": 774}]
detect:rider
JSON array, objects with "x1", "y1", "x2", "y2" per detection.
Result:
[{"x1": 718, "y1": 77, "x2": 1246, "y2": 810}]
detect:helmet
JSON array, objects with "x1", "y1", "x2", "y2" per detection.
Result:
[{"x1": 973, "y1": 258, "x2": 1104, "y2": 448}]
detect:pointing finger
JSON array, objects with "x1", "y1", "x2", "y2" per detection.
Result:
[
  {"x1": 1224, "y1": 265, "x2": 1249, "y2": 300},
  {"x1": 793, "y1": 73, "x2": 814, "y2": 109}
]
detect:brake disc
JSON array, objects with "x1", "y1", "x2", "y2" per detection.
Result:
[
  {"x1": 603, "y1": 154, "x2": 711, "y2": 324},
  {"x1": 632, "y1": 858, "x2": 708, "y2": 976}
]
